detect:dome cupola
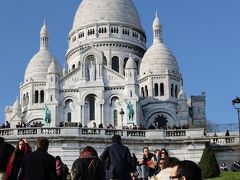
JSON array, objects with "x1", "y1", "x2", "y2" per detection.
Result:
[{"x1": 152, "y1": 12, "x2": 162, "y2": 44}]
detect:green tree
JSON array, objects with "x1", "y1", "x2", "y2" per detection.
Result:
[{"x1": 198, "y1": 143, "x2": 220, "y2": 178}]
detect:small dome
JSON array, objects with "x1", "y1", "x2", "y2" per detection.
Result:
[
  {"x1": 62, "y1": 65, "x2": 67, "y2": 76},
  {"x1": 178, "y1": 86, "x2": 187, "y2": 99},
  {"x1": 24, "y1": 49, "x2": 54, "y2": 82},
  {"x1": 125, "y1": 54, "x2": 137, "y2": 69},
  {"x1": 13, "y1": 97, "x2": 21, "y2": 112},
  {"x1": 48, "y1": 58, "x2": 62, "y2": 75},
  {"x1": 140, "y1": 42, "x2": 179, "y2": 77},
  {"x1": 153, "y1": 12, "x2": 161, "y2": 28},
  {"x1": 72, "y1": 0, "x2": 143, "y2": 30}
]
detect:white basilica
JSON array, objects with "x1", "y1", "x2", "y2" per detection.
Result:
[{"x1": 5, "y1": 0, "x2": 206, "y2": 129}]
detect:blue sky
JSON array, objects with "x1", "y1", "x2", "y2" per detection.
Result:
[{"x1": 0, "y1": 0, "x2": 240, "y2": 126}]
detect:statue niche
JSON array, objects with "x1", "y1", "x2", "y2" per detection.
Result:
[{"x1": 86, "y1": 55, "x2": 96, "y2": 81}]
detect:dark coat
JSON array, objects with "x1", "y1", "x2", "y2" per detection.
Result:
[
  {"x1": 19, "y1": 148, "x2": 56, "y2": 180},
  {"x1": 100, "y1": 142, "x2": 133, "y2": 180},
  {"x1": 0, "y1": 142, "x2": 14, "y2": 172},
  {"x1": 72, "y1": 156, "x2": 104, "y2": 180},
  {"x1": 6, "y1": 150, "x2": 25, "y2": 180}
]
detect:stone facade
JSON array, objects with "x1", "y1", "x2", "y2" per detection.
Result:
[{"x1": 4, "y1": 0, "x2": 206, "y2": 130}]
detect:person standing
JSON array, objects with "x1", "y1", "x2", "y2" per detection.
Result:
[
  {"x1": 0, "y1": 137, "x2": 15, "y2": 180},
  {"x1": 18, "y1": 137, "x2": 56, "y2": 180},
  {"x1": 5, "y1": 139, "x2": 31, "y2": 180},
  {"x1": 100, "y1": 134, "x2": 134, "y2": 180},
  {"x1": 71, "y1": 146, "x2": 104, "y2": 180}
]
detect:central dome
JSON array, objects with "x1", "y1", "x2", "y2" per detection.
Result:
[{"x1": 72, "y1": 0, "x2": 143, "y2": 30}]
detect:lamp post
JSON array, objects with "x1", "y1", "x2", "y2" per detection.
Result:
[
  {"x1": 232, "y1": 96, "x2": 240, "y2": 144},
  {"x1": 119, "y1": 108, "x2": 125, "y2": 129}
]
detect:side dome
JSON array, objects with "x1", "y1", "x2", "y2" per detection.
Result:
[
  {"x1": 24, "y1": 50, "x2": 54, "y2": 82},
  {"x1": 140, "y1": 43, "x2": 180, "y2": 76},
  {"x1": 24, "y1": 22, "x2": 56, "y2": 82},
  {"x1": 72, "y1": 0, "x2": 143, "y2": 30},
  {"x1": 140, "y1": 13, "x2": 180, "y2": 77}
]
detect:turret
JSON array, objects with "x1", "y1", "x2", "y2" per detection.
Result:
[
  {"x1": 46, "y1": 58, "x2": 61, "y2": 101},
  {"x1": 177, "y1": 86, "x2": 189, "y2": 126},
  {"x1": 125, "y1": 53, "x2": 138, "y2": 98},
  {"x1": 124, "y1": 53, "x2": 139, "y2": 125}
]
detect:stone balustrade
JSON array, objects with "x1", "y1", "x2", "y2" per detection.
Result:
[
  {"x1": 209, "y1": 136, "x2": 239, "y2": 145},
  {"x1": 0, "y1": 127, "x2": 239, "y2": 145}
]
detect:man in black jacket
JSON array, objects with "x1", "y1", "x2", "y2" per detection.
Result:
[
  {"x1": 18, "y1": 137, "x2": 56, "y2": 180},
  {"x1": 0, "y1": 137, "x2": 15, "y2": 179},
  {"x1": 100, "y1": 134, "x2": 134, "y2": 180}
]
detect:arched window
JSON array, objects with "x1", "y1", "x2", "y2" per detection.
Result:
[
  {"x1": 113, "y1": 110, "x2": 118, "y2": 127},
  {"x1": 34, "y1": 90, "x2": 39, "y2": 103},
  {"x1": 175, "y1": 85, "x2": 178, "y2": 98},
  {"x1": 145, "y1": 86, "x2": 148, "y2": 97},
  {"x1": 65, "y1": 99, "x2": 73, "y2": 106},
  {"x1": 26, "y1": 93, "x2": 29, "y2": 105},
  {"x1": 40, "y1": 90, "x2": 44, "y2": 103},
  {"x1": 88, "y1": 96, "x2": 96, "y2": 121},
  {"x1": 141, "y1": 87, "x2": 145, "y2": 97},
  {"x1": 160, "y1": 83, "x2": 164, "y2": 96},
  {"x1": 154, "y1": 83, "x2": 159, "y2": 96},
  {"x1": 67, "y1": 112, "x2": 71, "y2": 122},
  {"x1": 112, "y1": 56, "x2": 119, "y2": 72},
  {"x1": 123, "y1": 57, "x2": 128, "y2": 75},
  {"x1": 50, "y1": 95, "x2": 53, "y2": 102},
  {"x1": 23, "y1": 94, "x2": 26, "y2": 106},
  {"x1": 130, "y1": 90, "x2": 132, "y2": 97},
  {"x1": 171, "y1": 84, "x2": 174, "y2": 97},
  {"x1": 72, "y1": 64, "x2": 76, "y2": 71},
  {"x1": 135, "y1": 59, "x2": 139, "y2": 75}
]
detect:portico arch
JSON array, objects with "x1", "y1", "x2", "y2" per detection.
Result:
[{"x1": 145, "y1": 109, "x2": 178, "y2": 128}]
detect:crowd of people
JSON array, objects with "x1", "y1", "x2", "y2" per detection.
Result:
[
  {"x1": 1, "y1": 120, "x2": 190, "y2": 132},
  {"x1": 0, "y1": 135, "x2": 204, "y2": 180}
]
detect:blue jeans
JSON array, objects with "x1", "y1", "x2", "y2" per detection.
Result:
[{"x1": 136, "y1": 165, "x2": 149, "y2": 178}]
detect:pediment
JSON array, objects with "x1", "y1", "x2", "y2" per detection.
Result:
[
  {"x1": 103, "y1": 66, "x2": 125, "y2": 85},
  {"x1": 61, "y1": 68, "x2": 82, "y2": 86},
  {"x1": 11, "y1": 113, "x2": 22, "y2": 121}
]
